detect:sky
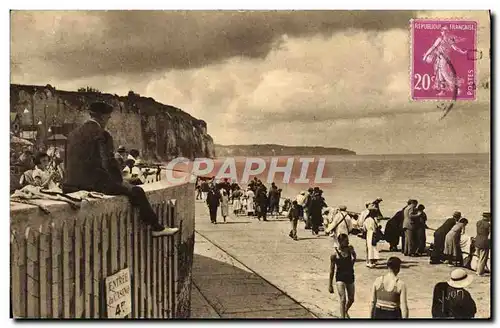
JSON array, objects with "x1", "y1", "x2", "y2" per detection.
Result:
[{"x1": 10, "y1": 10, "x2": 491, "y2": 154}]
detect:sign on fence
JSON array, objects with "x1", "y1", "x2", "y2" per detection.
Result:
[{"x1": 105, "y1": 268, "x2": 132, "y2": 318}]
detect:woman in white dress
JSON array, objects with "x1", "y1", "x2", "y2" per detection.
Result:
[
  {"x1": 246, "y1": 188, "x2": 255, "y2": 216},
  {"x1": 363, "y1": 208, "x2": 381, "y2": 268}
]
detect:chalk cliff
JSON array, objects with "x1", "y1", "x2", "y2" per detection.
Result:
[{"x1": 10, "y1": 84, "x2": 215, "y2": 160}]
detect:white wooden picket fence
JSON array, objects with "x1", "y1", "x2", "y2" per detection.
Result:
[{"x1": 10, "y1": 200, "x2": 179, "y2": 318}]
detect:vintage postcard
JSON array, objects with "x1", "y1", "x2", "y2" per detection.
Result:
[{"x1": 9, "y1": 10, "x2": 491, "y2": 319}]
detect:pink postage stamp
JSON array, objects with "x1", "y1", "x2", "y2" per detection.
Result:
[{"x1": 411, "y1": 19, "x2": 478, "y2": 101}]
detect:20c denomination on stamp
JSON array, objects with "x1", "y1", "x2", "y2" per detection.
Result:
[{"x1": 410, "y1": 19, "x2": 477, "y2": 101}]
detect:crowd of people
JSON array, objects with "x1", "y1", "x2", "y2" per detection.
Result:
[
  {"x1": 196, "y1": 177, "x2": 288, "y2": 223},
  {"x1": 198, "y1": 178, "x2": 489, "y2": 319}
]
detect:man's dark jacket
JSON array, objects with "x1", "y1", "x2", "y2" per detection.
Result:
[{"x1": 63, "y1": 120, "x2": 122, "y2": 192}]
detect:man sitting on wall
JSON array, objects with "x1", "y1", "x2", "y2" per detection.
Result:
[{"x1": 62, "y1": 101, "x2": 178, "y2": 237}]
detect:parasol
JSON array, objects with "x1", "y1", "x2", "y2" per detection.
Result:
[{"x1": 10, "y1": 135, "x2": 34, "y2": 146}]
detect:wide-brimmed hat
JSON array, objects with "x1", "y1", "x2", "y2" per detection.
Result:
[
  {"x1": 453, "y1": 211, "x2": 462, "y2": 219},
  {"x1": 375, "y1": 197, "x2": 383, "y2": 202},
  {"x1": 482, "y1": 212, "x2": 491, "y2": 220},
  {"x1": 339, "y1": 205, "x2": 347, "y2": 211},
  {"x1": 117, "y1": 145, "x2": 126, "y2": 152},
  {"x1": 447, "y1": 269, "x2": 473, "y2": 289}
]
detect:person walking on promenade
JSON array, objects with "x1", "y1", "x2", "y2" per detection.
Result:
[
  {"x1": 268, "y1": 183, "x2": 280, "y2": 215},
  {"x1": 370, "y1": 257, "x2": 409, "y2": 319},
  {"x1": 326, "y1": 205, "x2": 353, "y2": 248},
  {"x1": 246, "y1": 187, "x2": 255, "y2": 216},
  {"x1": 206, "y1": 185, "x2": 220, "y2": 224},
  {"x1": 357, "y1": 202, "x2": 371, "y2": 231},
  {"x1": 288, "y1": 200, "x2": 301, "y2": 240},
  {"x1": 415, "y1": 204, "x2": 428, "y2": 255},
  {"x1": 220, "y1": 189, "x2": 229, "y2": 223},
  {"x1": 304, "y1": 187, "x2": 314, "y2": 229},
  {"x1": 255, "y1": 188, "x2": 268, "y2": 221},
  {"x1": 295, "y1": 191, "x2": 307, "y2": 220},
  {"x1": 474, "y1": 212, "x2": 491, "y2": 276},
  {"x1": 431, "y1": 268, "x2": 477, "y2": 318},
  {"x1": 310, "y1": 189, "x2": 327, "y2": 235},
  {"x1": 232, "y1": 187, "x2": 243, "y2": 215},
  {"x1": 402, "y1": 199, "x2": 419, "y2": 256},
  {"x1": 63, "y1": 102, "x2": 178, "y2": 237},
  {"x1": 195, "y1": 177, "x2": 202, "y2": 200},
  {"x1": 329, "y1": 233, "x2": 356, "y2": 318},
  {"x1": 200, "y1": 179, "x2": 209, "y2": 201},
  {"x1": 430, "y1": 211, "x2": 462, "y2": 264},
  {"x1": 444, "y1": 218, "x2": 468, "y2": 267},
  {"x1": 364, "y1": 206, "x2": 381, "y2": 268}
]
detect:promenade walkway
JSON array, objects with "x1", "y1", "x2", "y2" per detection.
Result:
[{"x1": 191, "y1": 200, "x2": 490, "y2": 319}]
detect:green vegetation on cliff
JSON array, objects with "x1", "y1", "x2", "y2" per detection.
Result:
[{"x1": 214, "y1": 144, "x2": 356, "y2": 157}]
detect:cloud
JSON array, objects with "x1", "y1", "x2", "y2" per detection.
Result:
[{"x1": 11, "y1": 10, "x2": 418, "y2": 79}]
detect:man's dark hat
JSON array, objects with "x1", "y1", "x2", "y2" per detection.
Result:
[
  {"x1": 89, "y1": 102, "x2": 113, "y2": 114},
  {"x1": 482, "y1": 212, "x2": 491, "y2": 220},
  {"x1": 453, "y1": 211, "x2": 462, "y2": 219}
]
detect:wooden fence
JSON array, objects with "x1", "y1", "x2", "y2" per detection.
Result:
[{"x1": 11, "y1": 199, "x2": 180, "y2": 318}]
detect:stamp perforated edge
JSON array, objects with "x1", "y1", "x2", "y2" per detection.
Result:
[{"x1": 408, "y1": 17, "x2": 479, "y2": 103}]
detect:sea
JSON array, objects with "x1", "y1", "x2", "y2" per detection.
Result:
[{"x1": 212, "y1": 153, "x2": 491, "y2": 229}]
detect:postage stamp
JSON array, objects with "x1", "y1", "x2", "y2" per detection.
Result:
[{"x1": 410, "y1": 19, "x2": 478, "y2": 101}]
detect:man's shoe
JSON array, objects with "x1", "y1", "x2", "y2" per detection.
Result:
[{"x1": 152, "y1": 227, "x2": 179, "y2": 237}]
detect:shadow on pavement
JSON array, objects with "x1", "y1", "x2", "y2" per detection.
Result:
[{"x1": 191, "y1": 253, "x2": 316, "y2": 319}]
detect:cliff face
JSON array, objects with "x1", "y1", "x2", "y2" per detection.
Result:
[
  {"x1": 10, "y1": 84, "x2": 215, "y2": 160},
  {"x1": 215, "y1": 144, "x2": 356, "y2": 157}
]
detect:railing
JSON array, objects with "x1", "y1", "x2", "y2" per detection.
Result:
[{"x1": 10, "y1": 181, "x2": 195, "y2": 319}]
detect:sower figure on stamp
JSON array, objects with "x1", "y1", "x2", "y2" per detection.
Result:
[{"x1": 62, "y1": 102, "x2": 179, "y2": 237}]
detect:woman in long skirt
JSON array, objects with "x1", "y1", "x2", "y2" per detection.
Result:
[
  {"x1": 220, "y1": 189, "x2": 229, "y2": 223},
  {"x1": 444, "y1": 218, "x2": 468, "y2": 267},
  {"x1": 246, "y1": 188, "x2": 255, "y2": 216},
  {"x1": 232, "y1": 188, "x2": 242, "y2": 215},
  {"x1": 363, "y1": 210, "x2": 380, "y2": 268}
]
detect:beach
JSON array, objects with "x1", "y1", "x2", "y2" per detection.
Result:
[{"x1": 191, "y1": 200, "x2": 491, "y2": 319}]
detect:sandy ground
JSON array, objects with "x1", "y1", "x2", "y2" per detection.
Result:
[{"x1": 191, "y1": 201, "x2": 490, "y2": 319}]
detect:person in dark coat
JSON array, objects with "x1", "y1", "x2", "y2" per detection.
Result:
[
  {"x1": 268, "y1": 184, "x2": 280, "y2": 215},
  {"x1": 304, "y1": 187, "x2": 314, "y2": 229},
  {"x1": 430, "y1": 211, "x2": 461, "y2": 264},
  {"x1": 474, "y1": 212, "x2": 491, "y2": 276},
  {"x1": 206, "y1": 185, "x2": 220, "y2": 224},
  {"x1": 415, "y1": 204, "x2": 428, "y2": 255},
  {"x1": 384, "y1": 207, "x2": 405, "y2": 251},
  {"x1": 431, "y1": 269, "x2": 476, "y2": 318},
  {"x1": 62, "y1": 102, "x2": 178, "y2": 237},
  {"x1": 310, "y1": 189, "x2": 327, "y2": 235},
  {"x1": 255, "y1": 189, "x2": 268, "y2": 221}
]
